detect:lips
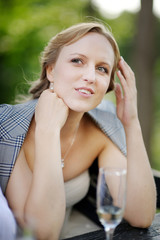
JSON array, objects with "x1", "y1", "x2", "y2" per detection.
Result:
[{"x1": 75, "y1": 87, "x2": 95, "y2": 95}]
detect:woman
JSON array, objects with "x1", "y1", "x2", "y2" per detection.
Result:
[{"x1": 0, "y1": 22, "x2": 156, "y2": 239}]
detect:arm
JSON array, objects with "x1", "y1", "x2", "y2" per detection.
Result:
[
  {"x1": 99, "y1": 57, "x2": 156, "y2": 228},
  {"x1": 24, "y1": 90, "x2": 68, "y2": 239},
  {"x1": 115, "y1": 57, "x2": 156, "y2": 227}
]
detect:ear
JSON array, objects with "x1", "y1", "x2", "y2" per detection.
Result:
[{"x1": 46, "y1": 65, "x2": 54, "y2": 82}]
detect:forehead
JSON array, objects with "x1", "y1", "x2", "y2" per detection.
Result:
[{"x1": 58, "y1": 32, "x2": 115, "y2": 65}]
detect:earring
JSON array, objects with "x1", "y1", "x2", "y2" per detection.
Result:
[{"x1": 49, "y1": 82, "x2": 54, "y2": 90}]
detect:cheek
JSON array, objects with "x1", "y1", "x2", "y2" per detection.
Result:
[
  {"x1": 99, "y1": 79, "x2": 111, "y2": 94},
  {"x1": 54, "y1": 66, "x2": 76, "y2": 83},
  {"x1": 53, "y1": 73, "x2": 73, "y2": 98}
]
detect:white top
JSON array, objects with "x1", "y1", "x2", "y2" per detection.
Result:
[
  {"x1": 65, "y1": 170, "x2": 90, "y2": 208},
  {"x1": 60, "y1": 170, "x2": 90, "y2": 238}
]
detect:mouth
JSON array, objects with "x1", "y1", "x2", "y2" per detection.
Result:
[{"x1": 75, "y1": 87, "x2": 95, "y2": 95}]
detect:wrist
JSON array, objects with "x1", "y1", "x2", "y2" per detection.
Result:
[
  {"x1": 124, "y1": 118, "x2": 142, "y2": 135},
  {"x1": 35, "y1": 124, "x2": 60, "y2": 140}
]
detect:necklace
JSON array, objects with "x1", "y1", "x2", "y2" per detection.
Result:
[{"x1": 61, "y1": 123, "x2": 79, "y2": 168}]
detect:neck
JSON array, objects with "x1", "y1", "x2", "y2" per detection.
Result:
[{"x1": 61, "y1": 110, "x2": 84, "y2": 138}]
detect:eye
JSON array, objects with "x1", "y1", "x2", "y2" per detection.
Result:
[
  {"x1": 97, "y1": 66, "x2": 108, "y2": 74},
  {"x1": 71, "y1": 58, "x2": 83, "y2": 64}
]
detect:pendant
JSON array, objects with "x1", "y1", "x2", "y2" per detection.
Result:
[{"x1": 61, "y1": 159, "x2": 64, "y2": 168}]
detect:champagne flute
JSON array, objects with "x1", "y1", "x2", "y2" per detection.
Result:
[{"x1": 97, "y1": 167, "x2": 127, "y2": 240}]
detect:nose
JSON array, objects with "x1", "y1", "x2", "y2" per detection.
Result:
[{"x1": 83, "y1": 65, "x2": 96, "y2": 84}]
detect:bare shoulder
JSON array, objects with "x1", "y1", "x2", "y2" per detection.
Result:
[
  {"x1": 83, "y1": 113, "x2": 127, "y2": 169},
  {"x1": 5, "y1": 147, "x2": 32, "y2": 225},
  {"x1": 98, "y1": 137, "x2": 127, "y2": 169}
]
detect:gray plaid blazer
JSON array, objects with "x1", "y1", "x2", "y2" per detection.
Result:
[{"x1": 0, "y1": 99, "x2": 126, "y2": 194}]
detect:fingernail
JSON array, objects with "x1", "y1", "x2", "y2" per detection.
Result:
[{"x1": 120, "y1": 56, "x2": 124, "y2": 62}]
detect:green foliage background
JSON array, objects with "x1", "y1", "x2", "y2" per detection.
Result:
[{"x1": 0, "y1": 0, "x2": 159, "y2": 169}]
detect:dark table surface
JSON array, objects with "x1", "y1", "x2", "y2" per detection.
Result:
[{"x1": 65, "y1": 213, "x2": 160, "y2": 240}]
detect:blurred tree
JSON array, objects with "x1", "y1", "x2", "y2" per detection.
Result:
[
  {"x1": 0, "y1": 0, "x2": 98, "y2": 104},
  {"x1": 132, "y1": 0, "x2": 156, "y2": 160}
]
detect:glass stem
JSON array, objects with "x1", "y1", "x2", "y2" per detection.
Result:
[{"x1": 105, "y1": 228, "x2": 114, "y2": 240}]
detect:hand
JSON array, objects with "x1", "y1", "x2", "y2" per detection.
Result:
[
  {"x1": 115, "y1": 57, "x2": 138, "y2": 127},
  {"x1": 35, "y1": 89, "x2": 69, "y2": 132}
]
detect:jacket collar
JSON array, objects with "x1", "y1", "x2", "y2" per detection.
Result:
[
  {"x1": 0, "y1": 99, "x2": 38, "y2": 140},
  {"x1": 0, "y1": 98, "x2": 115, "y2": 140}
]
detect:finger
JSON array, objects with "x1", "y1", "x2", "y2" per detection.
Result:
[
  {"x1": 41, "y1": 89, "x2": 54, "y2": 95},
  {"x1": 116, "y1": 70, "x2": 128, "y2": 95},
  {"x1": 118, "y1": 57, "x2": 130, "y2": 75},
  {"x1": 115, "y1": 82, "x2": 123, "y2": 104},
  {"x1": 49, "y1": 88, "x2": 54, "y2": 93},
  {"x1": 118, "y1": 57, "x2": 136, "y2": 86}
]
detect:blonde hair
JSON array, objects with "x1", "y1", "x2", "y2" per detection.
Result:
[{"x1": 30, "y1": 22, "x2": 120, "y2": 99}]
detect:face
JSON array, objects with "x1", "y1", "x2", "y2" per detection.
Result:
[{"x1": 47, "y1": 32, "x2": 115, "y2": 112}]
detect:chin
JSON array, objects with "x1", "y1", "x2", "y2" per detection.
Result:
[
  {"x1": 65, "y1": 97, "x2": 102, "y2": 112},
  {"x1": 69, "y1": 103, "x2": 98, "y2": 113}
]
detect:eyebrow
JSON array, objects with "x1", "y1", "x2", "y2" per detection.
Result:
[
  {"x1": 70, "y1": 53, "x2": 112, "y2": 68},
  {"x1": 70, "y1": 53, "x2": 87, "y2": 58}
]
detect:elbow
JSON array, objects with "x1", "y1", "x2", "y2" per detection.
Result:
[
  {"x1": 124, "y1": 207, "x2": 156, "y2": 229},
  {"x1": 24, "y1": 211, "x2": 61, "y2": 240},
  {"x1": 24, "y1": 204, "x2": 65, "y2": 240},
  {"x1": 129, "y1": 218, "x2": 152, "y2": 229},
  {"x1": 126, "y1": 212, "x2": 155, "y2": 229}
]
